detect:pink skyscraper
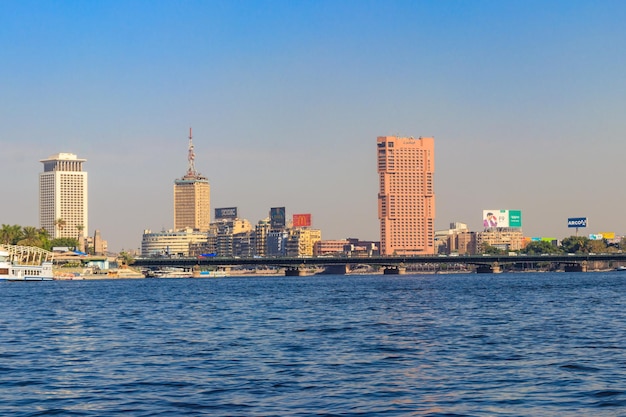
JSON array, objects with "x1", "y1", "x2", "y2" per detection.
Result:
[{"x1": 377, "y1": 136, "x2": 435, "y2": 256}]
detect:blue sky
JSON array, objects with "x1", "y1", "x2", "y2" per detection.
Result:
[{"x1": 2, "y1": 1, "x2": 626, "y2": 251}]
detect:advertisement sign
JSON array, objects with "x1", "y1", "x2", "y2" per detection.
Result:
[
  {"x1": 270, "y1": 207, "x2": 286, "y2": 229},
  {"x1": 600, "y1": 232, "x2": 615, "y2": 239},
  {"x1": 293, "y1": 214, "x2": 312, "y2": 228},
  {"x1": 215, "y1": 207, "x2": 238, "y2": 220},
  {"x1": 567, "y1": 217, "x2": 587, "y2": 228},
  {"x1": 589, "y1": 234, "x2": 603, "y2": 240},
  {"x1": 482, "y1": 210, "x2": 522, "y2": 228},
  {"x1": 531, "y1": 237, "x2": 556, "y2": 242}
]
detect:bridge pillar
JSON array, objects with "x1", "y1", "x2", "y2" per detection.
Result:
[
  {"x1": 285, "y1": 267, "x2": 302, "y2": 276},
  {"x1": 383, "y1": 266, "x2": 406, "y2": 275},
  {"x1": 564, "y1": 262, "x2": 587, "y2": 272},
  {"x1": 321, "y1": 264, "x2": 348, "y2": 275},
  {"x1": 476, "y1": 262, "x2": 501, "y2": 274}
]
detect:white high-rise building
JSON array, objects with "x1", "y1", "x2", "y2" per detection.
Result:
[{"x1": 39, "y1": 153, "x2": 88, "y2": 240}]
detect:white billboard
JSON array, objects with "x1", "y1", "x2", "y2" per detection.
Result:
[{"x1": 482, "y1": 210, "x2": 522, "y2": 228}]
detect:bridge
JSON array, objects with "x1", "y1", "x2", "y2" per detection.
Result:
[{"x1": 133, "y1": 253, "x2": 626, "y2": 275}]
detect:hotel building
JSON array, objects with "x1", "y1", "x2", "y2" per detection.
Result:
[
  {"x1": 377, "y1": 136, "x2": 435, "y2": 256},
  {"x1": 174, "y1": 129, "x2": 210, "y2": 232},
  {"x1": 39, "y1": 153, "x2": 88, "y2": 239}
]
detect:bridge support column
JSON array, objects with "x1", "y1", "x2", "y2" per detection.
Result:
[
  {"x1": 383, "y1": 266, "x2": 406, "y2": 275},
  {"x1": 476, "y1": 262, "x2": 501, "y2": 274},
  {"x1": 321, "y1": 264, "x2": 348, "y2": 275},
  {"x1": 192, "y1": 265, "x2": 201, "y2": 278},
  {"x1": 285, "y1": 267, "x2": 302, "y2": 276},
  {"x1": 564, "y1": 262, "x2": 587, "y2": 272}
]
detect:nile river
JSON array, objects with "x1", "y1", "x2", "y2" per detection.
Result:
[{"x1": 1, "y1": 272, "x2": 626, "y2": 416}]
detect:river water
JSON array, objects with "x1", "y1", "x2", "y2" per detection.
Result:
[{"x1": 1, "y1": 272, "x2": 626, "y2": 416}]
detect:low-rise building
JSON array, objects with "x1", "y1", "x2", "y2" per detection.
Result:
[
  {"x1": 286, "y1": 228, "x2": 322, "y2": 257},
  {"x1": 141, "y1": 228, "x2": 208, "y2": 257},
  {"x1": 314, "y1": 240, "x2": 350, "y2": 257},
  {"x1": 477, "y1": 228, "x2": 524, "y2": 252}
]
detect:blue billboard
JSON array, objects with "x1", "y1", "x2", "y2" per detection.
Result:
[
  {"x1": 215, "y1": 207, "x2": 238, "y2": 219},
  {"x1": 270, "y1": 207, "x2": 286, "y2": 229},
  {"x1": 567, "y1": 217, "x2": 587, "y2": 228}
]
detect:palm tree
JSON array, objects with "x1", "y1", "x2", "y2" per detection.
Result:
[
  {"x1": 38, "y1": 228, "x2": 52, "y2": 251},
  {"x1": 0, "y1": 224, "x2": 11, "y2": 244},
  {"x1": 55, "y1": 218, "x2": 66, "y2": 238},
  {"x1": 1, "y1": 224, "x2": 23, "y2": 245},
  {"x1": 17, "y1": 226, "x2": 42, "y2": 247}
]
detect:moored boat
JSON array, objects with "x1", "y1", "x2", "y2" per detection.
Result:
[{"x1": 0, "y1": 249, "x2": 54, "y2": 281}]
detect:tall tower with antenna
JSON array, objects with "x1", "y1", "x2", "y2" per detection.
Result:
[{"x1": 174, "y1": 128, "x2": 210, "y2": 232}]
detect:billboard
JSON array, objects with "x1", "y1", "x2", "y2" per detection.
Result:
[
  {"x1": 567, "y1": 217, "x2": 587, "y2": 228},
  {"x1": 215, "y1": 207, "x2": 238, "y2": 220},
  {"x1": 531, "y1": 237, "x2": 556, "y2": 242},
  {"x1": 270, "y1": 207, "x2": 286, "y2": 229},
  {"x1": 293, "y1": 213, "x2": 312, "y2": 228},
  {"x1": 482, "y1": 210, "x2": 522, "y2": 228},
  {"x1": 601, "y1": 232, "x2": 615, "y2": 239}
]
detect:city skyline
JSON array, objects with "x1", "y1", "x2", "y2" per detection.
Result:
[{"x1": 2, "y1": 1, "x2": 626, "y2": 252}]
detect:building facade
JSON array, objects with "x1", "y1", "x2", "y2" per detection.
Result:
[
  {"x1": 477, "y1": 229, "x2": 525, "y2": 252},
  {"x1": 174, "y1": 178, "x2": 210, "y2": 231},
  {"x1": 39, "y1": 153, "x2": 88, "y2": 239},
  {"x1": 286, "y1": 228, "x2": 322, "y2": 257},
  {"x1": 377, "y1": 136, "x2": 435, "y2": 256},
  {"x1": 174, "y1": 129, "x2": 210, "y2": 232},
  {"x1": 141, "y1": 228, "x2": 208, "y2": 257},
  {"x1": 435, "y1": 223, "x2": 477, "y2": 255}
]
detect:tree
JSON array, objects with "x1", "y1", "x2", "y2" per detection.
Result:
[
  {"x1": 561, "y1": 236, "x2": 590, "y2": 254},
  {"x1": 522, "y1": 240, "x2": 561, "y2": 255},
  {"x1": 17, "y1": 226, "x2": 42, "y2": 247},
  {"x1": 55, "y1": 218, "x2": 66, "y2": 237},
  {"x1": 482, "y1": 244, "x2": 504, "y2": 255},
  {"x1": 38, "y1": 228, "x2": 52, "y2": 251},
  {"x1": 118, "y1": 251, "x2": 135, "y2": 266},
  {"x1": 0, "y1": 224, "x2": 23, "y2": 245},
  {"x1": 50, "y1": 237, "x2": 79, "y2": 249}
]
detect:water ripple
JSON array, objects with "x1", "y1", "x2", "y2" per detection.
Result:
[{"x1": 2, "y1": 273, "x2": 626, "y2": 415}]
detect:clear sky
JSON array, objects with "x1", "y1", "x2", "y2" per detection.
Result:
[{"x1": 2, "y1": 0, "x2": 626, "y2": 252}]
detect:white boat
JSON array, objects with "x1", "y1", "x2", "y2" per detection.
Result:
[
  {"x1": 0, "y1": 249, "x2": 54, "y2": 281},
  {"x1": 152, "y1": 268, "x2": 193, "y2": 278}
]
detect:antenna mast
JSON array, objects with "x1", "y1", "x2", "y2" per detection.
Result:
[{"x1": 186, "y1": 127, "x2": 197, "y2": 177}]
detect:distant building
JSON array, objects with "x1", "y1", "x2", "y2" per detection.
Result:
[
  {"x1": 255, "y1": 218, "x2": 271, "y2": 258},
  {"x1": 345, "y1": 238, "x2": 379, "y2": 257},
  {"x1": 141, "y1": 228, "x2": 208, "y2": 257},
  {"x1": 174, "y1": 129, "x2": 210, "y2": 232},
  {"x1": 377, "y1": 136, "x2": 435, "y2": 255},
  {"x1": 477, "y1": 228, "x2": 524, "y2": 252},
  {"x1": 266, "y1": 230, "x2": 289, "y2": 257},
  {"x1": 286, "y1": 228, "x2": 322, "y2": 257},
  {"x1": 313, "y1": 239, "x2": 379, "y2": 257},
  {"x1": 91, "y1": 229, "x2": 107, "y2": 255},
  {"x1": 435, "y1": 223, "x2": 476, "y2": 255},
  {"x1": 314, "y1": 240, "x2": 350, "y2": 257},
  {"x1": 39, "y1": 153, "x2": 88, "y2": 240},
  {"x1": 207, "y1": 218, "x2": 253, "y2": 257}
]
